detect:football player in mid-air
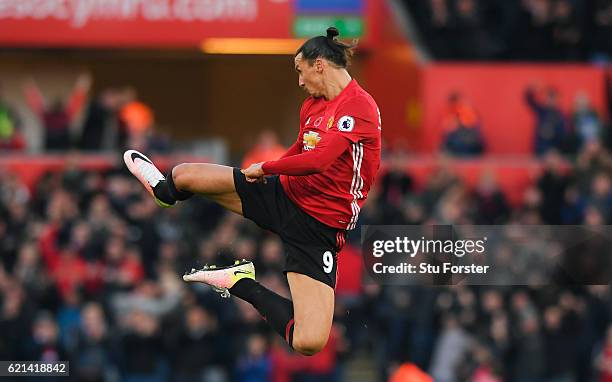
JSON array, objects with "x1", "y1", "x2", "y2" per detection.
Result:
[{"x1": 124, "y1": 27, "x2": 381, "y2": 356}]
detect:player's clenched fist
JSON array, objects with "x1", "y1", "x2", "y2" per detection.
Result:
[{"x1": 241, "y1": 162, "x2": 266, "y2": 183}]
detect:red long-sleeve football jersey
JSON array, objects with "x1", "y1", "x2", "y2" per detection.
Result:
[{"x1": 263, "y1": 79, "x2": 381, "y2": 230}]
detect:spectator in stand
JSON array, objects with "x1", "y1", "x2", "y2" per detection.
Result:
[
  {"x1": 402, "y1": 0, "x2": 610, "y2": 61},
  {"x1": 574, "y1": 141, "x2": 612, "y2": 199},
  {"x1": 379, "y1": 149, "x2": 414, "y2": 209},
  {"x1": 242, "y1": 130, "x2": 288, "y2": 169},
  {"x1": 525, "y1": 84, "x2": 567, "y2": 155},
  {"x1": 419, "y1": 160, "x2": 461, "y2": 216},
  {"x1": 605, "y1": 77, "x2": 612, "y2": 152},
  {"x1": 120, "y1": 310, "x2": 168, "y2": 382},
  {"x1": 79, "y1": 87, "x2": 134, "y2": 151},
  {"x1": 0, "y1": 82, "x2": 26, "y2": 151},
  {"x1": 377, "y1": 149, "x2": 414, "y2": 224},
  {"x1": 23, "y1": 311, "x2": 70, "y2": 381},
  {"x1": 56, "y1": 290, "x2": 82, "y2": 352},
  {"x1": 453, "y1": 0, "x2": 500, "y2": 60},
  {"x1": 587, "y1": 172, "x2": 612, "y2": 223},
  {"x1": 512, "y1": 309, "x2": 545, "y2": 382},
  {"x1": 589, "y1": 0, "x2": 612, "y2": 62},
  {"x1": 467, "y1": 345, "x2": 502, "y2": 382},
  {"x1": 537, "y1": 150, "x2": 571, "y2": 224},
  {"x1": 411, "y1": 0, "x2": 455, "y2": 60},
  {"x1": 101, "y1": 237, "x2": 145, "y2": 294},
  {"x1": 514, "y1": 0, "x2": 555, "y2": 60},
  {"x1": 111, "y1": 277, "x2": 181, "y2": 323},
  {"x1": 0, "y1": 282, "x2": 33, "y2": 360},
  {"x1": 236, "y1": 333, "x2": 272, "y2": 382},
  {"x1": 172, "y1": 306, "x2": 227, "y2": 382},
  {"x1": 23, "y1": 73, "x2": 91, "y2": 151},
  {"x1": 121, "y1": 99, "x2": 170, "y2": 153},
  {"x1": 473, "y1": 170, "x2": 509, "y2": 224},
  {"x1": 0, "y1": 172, "x2": 31, "y2": 261},
  {"x1": 542, "y1": 305, "x2": 578, "y2": 382},
  {"x1": 442, "y1": 92, "x2": 485, "y2": 156},
  {"x1": 551, "y1": 0, "x2": 584, "y2": 60},
  {"x1": 71, "y1": 302, "x2": 120, "y2": 381},
  {"x1": 560, "y1": 184, "x2": 587, "y2": 224},
  {"x1": 13, "y1": 241, "x2": 53, "y2": 301},
  {"x1": 571, "y1": 92, "x2": 602, "y2": 151},
  {"x1": 429, "y1": 315, "x2": 471, "y2": 382}
]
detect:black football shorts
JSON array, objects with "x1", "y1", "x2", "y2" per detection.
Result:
[{"x1": 232, "y1": 168, "x2": 346, "y2": 289}]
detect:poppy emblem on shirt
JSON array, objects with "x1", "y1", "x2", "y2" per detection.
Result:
[
  {"x1": 338, "y1": 116, "x2": 355, "y2": 132},
  {"x1": 303, "y1": 131, "x2": 321, "y2": 151}
]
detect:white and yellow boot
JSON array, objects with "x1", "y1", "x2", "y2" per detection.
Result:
[{"x1": 183, "y1": 260, "x2": 255, "y2": 298}]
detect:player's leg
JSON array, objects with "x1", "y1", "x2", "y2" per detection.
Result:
[
  {"x1": 184, "y1": 264, "x2": 298, "y2": 349},
  {"x1": 185, "y1": 267, "x2": 333, "y2": 356},
  {"x1": 286, "y1": 272, "x2": 334, "y2": 355},
  {"x1": 123, "y1": 150, "x2": 242, "y2": 215},
  {"x1": 177, "y1": 163, "x2": 337, "y2": 355},
  {"x1": 171, "y1": 163, "x2": 242, "y2": 215}
]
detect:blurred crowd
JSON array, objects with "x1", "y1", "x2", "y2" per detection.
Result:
[
  {"x1": 525, "y1": 83, "x2": 612, "y2": 156},
  {"x1": 0, "y1": 75, "x2": 170, "y2": 153},
  {"x1": 0, "y1": 131, "x2": 611, "y2": 381},
  {"x1": 404, "y1": 0, "x2": 612, "y2": 61},
  {"x1": 354, "y1": 137, "x2": 612, "y2": 380},
  {"x1": 441, "y1": 85, "x2": 611, "y2": 157},
  {"x1": 374, "y1": 141, "x2": 612, "y2": 227},
  {"x1": 0, "y1": 25, "x2": 611, "y2": 381}
]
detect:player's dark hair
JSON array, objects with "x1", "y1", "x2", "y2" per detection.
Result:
[{"x1": 296, "y1": 27, "x2": 357, "y2": 68}]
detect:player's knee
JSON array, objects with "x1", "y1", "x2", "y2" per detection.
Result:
[
  {"x1": 172, "y1": 163, "x2": 194, "y2": 190},
  {"x1": 292, "y1": 333, "x2": 328, "y2": 356}
]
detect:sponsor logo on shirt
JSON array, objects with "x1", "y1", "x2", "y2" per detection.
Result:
[
  {"x1": 338, "y1": 116, "x2": 355, "y2": 132},
  {"x1": 303, "y1": 131, "x2": 321, "y2": 151},
  {"x1": 313, "y1": 117, "x2": 323, "y2": 127}
]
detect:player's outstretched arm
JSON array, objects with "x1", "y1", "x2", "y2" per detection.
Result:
[
  {"x1": 278, "y1": 141, "x2": 302, "y2": 160},
  {"x1": 240, "y1": 133, "x2": 349, "y2": 181},
  {"x1": 262, "y1": 133, "x2": 349, "y2": 176}
]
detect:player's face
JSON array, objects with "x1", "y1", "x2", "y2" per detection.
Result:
[{"x1": 294, "y1": 53, "x2": 324, "y2": 97}]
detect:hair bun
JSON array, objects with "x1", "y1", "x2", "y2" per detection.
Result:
[{"x1": 326, "y1": 27, "x2": 340, "y2": 39}]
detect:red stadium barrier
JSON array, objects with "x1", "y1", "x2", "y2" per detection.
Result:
[
  {"x1": 385, "y1": 156, "x2": 548, "y2": 207},
  {"x1": 0, "y1": 154, "x2": 212, "y2": 192},
  {"x1": 2, "y1": 154, "x2": 544, "y2": 207}
]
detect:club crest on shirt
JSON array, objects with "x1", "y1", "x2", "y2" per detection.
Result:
[
  {"x1": 303, "y1": 131, "x2": 321, "y2": 151},
  {"x1": 338, "y1": 116, "x2": 355, "y2": 132},
  {"x1": 327, "y1": 117, "x2": 334, "y2": 129}
]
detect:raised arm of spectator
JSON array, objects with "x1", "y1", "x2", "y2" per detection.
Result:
[
  {"x1": 66, "y1": 73, "x2": 92, "y2": 121},
  {"x1": 23, "y1": 78, "x2": 46, "y2": 118},
  {"x1": 525, "y1": 85, "x2": 544, "y2": 113}
]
